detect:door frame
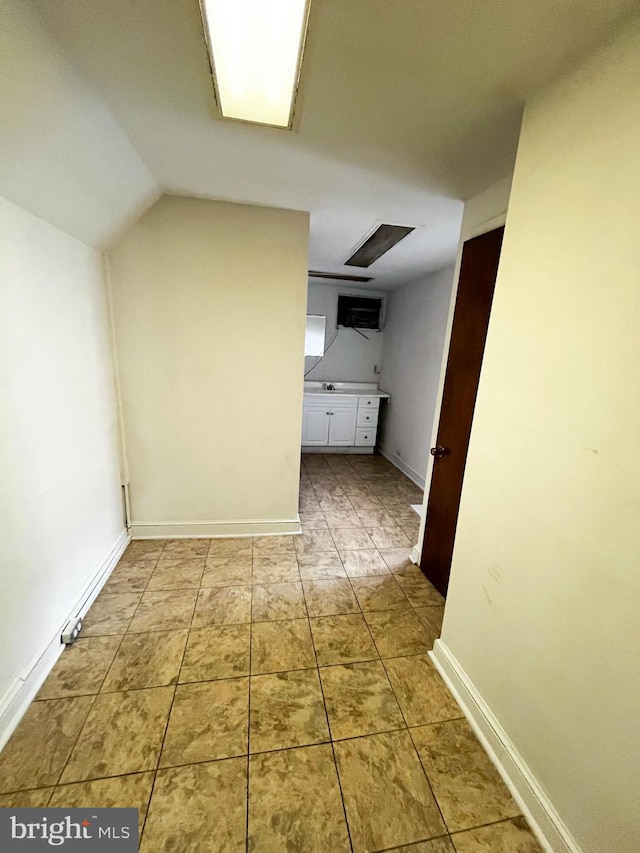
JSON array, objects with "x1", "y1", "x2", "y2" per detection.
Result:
[{"x1": 412, "y1": 211, "x2": 509, "y2": 571}]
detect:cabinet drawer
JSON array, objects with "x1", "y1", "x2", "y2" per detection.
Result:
[
  {"x1": 357, "y1": 407, "x2": 379, "y2": 427},
  {"x1": 355, "y1": 427, "x2": 376, "y2": 446},
  {"x1": 357, "y1": 397, "x2": 380, "y2": 410}
]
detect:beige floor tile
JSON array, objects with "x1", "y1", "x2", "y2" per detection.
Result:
[
  {"x1": 383, "y1": 655, "x2": 461, "y2": 727},
  {"x1": 249, "y1": 744, "x2": 350, "y2": 852},
  {"x1": 0, "y1": 697, "x2": 93, "y2": 793},
  {"x1": 127, "y1": 589, "x2": 197, "y2": 633},
  {"x1": 160, "y1": 679, "x2": 249, "y2": 767},
  {"x1": 350, "y1": 575, "x2": 409, "y2": 611},
  {"x1": 294, "y1": 529, "x2": 337, "y2": 554},
  {"x1": 367, "y1": 527, "x2": 414, "y2": 549},
  {"x1": 299, "y1": 497, "x2": 322, "y2": 513},
  {"x1": 319, "y1": 495, "x2": 354, "y2": 512},
  {"x1": 0, "y1": 789, "x2": 54, "y2": 807},
  {"x1": 201, "y1": 556, "x2": 253, "y2": 587},
  {"x1": 146, "y1": 558, "x2": 204, "y2": 590},
  {"x1": 141, "y1": 759, "x2": 247, "y2": 853},
  {"x1": 251, "y1": 619, "x2": 316, "y2": 674},
  {"x1": 390, "y1": 840, "x2": 455, "y2": 853},
  {"x1": 400, "y1": 522, "x2": 421, "y2": 540},
  {"x1": 60, "y1": 687, "x2": 173, "y2": 783},
  {"x1": 83, "y1": 592, "x2": 141, "y2": 636},
  {"x1": 208, "y1": 537, "x2": 253, "y2": 558},
  {"x1": 300, "y1": 511, "x2": 328, "y2": 528},
  {"x1": 250, "y1": 669, "x2": 328, "y2": 753},
  {"x1": 253, "y1": 535, "x2": 296, "y2": 554},
  {"x1": 50, "y1": 772, "x2": 154, "y2": 834},
  {"x1": 303, "y1": 579, "x2": 359, "y2": 616},
  {"x1": 297, "y1": 551, "x2": 346, "y2": 580},
  {"x1": 101, "y1": 630, "x2": 188, "y2": 692},
  {"x1": 161, "y1": 539, "x2": 209, "y2": 559},
  {"x1": 340, "y1": 549, "x2": 391, "y2": 577},
  {"x1": 411, "y1": 718, "x2": 520, "y2": 832},
  {"x1": 180, "y1": 624, "x2": 251, "y2": 682},
  {"x1": 334, "y1": 729, "x2": 446, "y2": 852},
  {"x1": 37, "y1": 637, "x2": 121, "y2": 699},
  {"x1": 347, "y1": 494, "x2": 385, "y2": 510},
  {"x1": 356, "y1": 509, "x2": 399, "y2": 527},
  {"x1": 252, "y1": 554, "x2": 301, "y2": 583},
  {"x1": 414, "y1": 606, "x2": 445, "y2": 645},
  {"x1": 122, "y1": 541, "x2": 165, "y2": 561},
  {"x1": 313, "y1": 483, "x2": 345, "y2": 499},
  {"x1": 192, "y1": 586, "x2": 251, "y2": 627},
  {"x1": 450, "y1": 817, "x2": 543, "y2": 852},
  {"x1": 365, "y1": 609, "x2": 431, "y2": 658},
  {"x1": 323, "y1": 510, "x2": 363, "y2": 528},
  {"x1": 330, "y1": 528, "x2": 376, "y2": 551},
  {"x1": 252, "y1": 582, "x2": 307, "y2": 621},
  {"x1": 103, "y1": 560, "x2": 156, "y2": 594},
  {"x1": 310, "y1": 614, "x2": 378, "y2": 666},
  {"x1": 379, "y1": 548, "x2": 415, "y2": 573},
  {"x1": 395, "y1": 571, "x2": 445, "y2": 606},
  {"x1": 320, "y1": 660, "x2": 404, "y2": 740}
]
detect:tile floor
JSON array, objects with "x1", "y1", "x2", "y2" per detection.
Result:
[{"x1": 0, "y1": 453, "x2": 543, "y2": 852}]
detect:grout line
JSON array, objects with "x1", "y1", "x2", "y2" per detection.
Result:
[
  {"x1": 300, "y1": 581, "x2": 355, "y2": 853},
  {"x1": 245, "y1": 547, "x2": 255, "y2": 853}
]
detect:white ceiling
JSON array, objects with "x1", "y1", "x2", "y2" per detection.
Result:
[{"x1": 7, "y1": 0, "x2": 639, "y2": 288}]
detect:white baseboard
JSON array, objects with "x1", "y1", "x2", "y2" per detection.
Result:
[
  {"x1": 430, "y1": 640, "x2": 581, "y2": 853},
  {"x1": 301, "y1": 447, "x2": 374, "y2": 455},
  {"x1": 378, "y1": 445, "x2": 426, "y2": 489},
  {"x1": 129, "y1": 518, "x2": 301, "y2": 539},
  {"x1": 0, "y1": 528, "x2": 129, "y2": 754}
]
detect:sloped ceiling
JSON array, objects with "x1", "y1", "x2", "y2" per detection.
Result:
[{"x1": 3, "y1": 0, "x2": 638, "y2": 286}]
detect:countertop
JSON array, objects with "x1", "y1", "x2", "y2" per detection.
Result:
[{"x1": 303, "y1": 382, "x2": 390, "y2": 399}]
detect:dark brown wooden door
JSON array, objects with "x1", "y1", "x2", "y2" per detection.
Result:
[{"x1": 420, "y1": 226, "x2": 504, "y2": 596}]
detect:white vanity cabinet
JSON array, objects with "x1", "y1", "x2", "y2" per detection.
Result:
[
  {"x1": 301, "y1": 384, "x2": 389, "y2": 453},
  {"x1": 302, "y1": 398, "x2": 358, "y2": 447}
]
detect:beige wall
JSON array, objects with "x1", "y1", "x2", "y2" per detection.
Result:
[
  {"x1": 108, "y1": 195, "x2": 309, "y2": 537},
  {"x1": 440, "y1": 19, "x2": 640, "y2": 853}
]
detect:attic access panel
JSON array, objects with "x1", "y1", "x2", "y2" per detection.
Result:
[{"x1": 345, "y1": 224, "x2": 415, "y2": 268}]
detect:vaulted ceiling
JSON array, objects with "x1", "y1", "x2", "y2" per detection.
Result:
[{"x1": 2, "y1": 0, "x2": 637, "y2": 288}]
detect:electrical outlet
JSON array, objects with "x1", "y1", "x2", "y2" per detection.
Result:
[{"x1": 61, "y1": 617, "x2": 83, "y2": 645}]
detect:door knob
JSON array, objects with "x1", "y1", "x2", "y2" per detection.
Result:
[{"x1": 430, "y1": 445, "x2": 449, "y2": 458}]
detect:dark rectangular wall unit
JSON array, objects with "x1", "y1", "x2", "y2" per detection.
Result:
[{"x1": 337, "y1": 295, "x2": 383, "y2": 330}]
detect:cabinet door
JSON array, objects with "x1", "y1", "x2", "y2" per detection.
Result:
[
  {"x1": 328, "y1": 407, "x2": 357, "y2": 446},
  {"x1": 302, "y1": 407, "x2": 330, "y2": 445}
]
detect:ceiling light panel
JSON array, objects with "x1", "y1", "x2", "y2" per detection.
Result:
[
  {"x1": 200, "y1": 0, "x2": 310, "y2": 129},
  {"x1": 345, "y1": 224, "x2": 416, "y2": 268}
]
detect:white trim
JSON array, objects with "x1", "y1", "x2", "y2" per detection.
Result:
[
  {"x1": 430, "y1": 640, "x2": 582, "y2": 853},
  {"x1": 130, "y1": 518, "x2": 301, "y2": 539},
  {"x1": 378, "y1": 445, "x2": 426, "y2": 489},
  {"x1": 301, "y1": 446, "x2": 374, "y2": 455},
  {"x1": 0, "y1": 529, "x2": 129, "y2": 753}
]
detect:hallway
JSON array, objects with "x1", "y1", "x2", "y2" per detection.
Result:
[{"x1": 0, "y1": 454, "x2": 541, "y2": 852}]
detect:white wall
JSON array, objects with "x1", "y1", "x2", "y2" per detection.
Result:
[
  {"x1": 439, "y1": 19, "x2": 640, "y2": 853},
  {"x1": 304, "y1": 284, "x2": 385, "y2": 383},
  {"x1": 0, "y1": 197, "x2": 126, "y2": 740},
  {"x1": 0, "y1": 0, "x2": 159, "y2": 247},
  {"x1": 108, "y1": 195, "x2": 309, "y2": 538},
  {"x1": 378, "y1": 266, "x2": 456, "y2": 487}
]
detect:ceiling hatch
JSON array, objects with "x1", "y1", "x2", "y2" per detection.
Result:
[{"x1": 345, "y1": 224, "x2": 415, "y2": 268}]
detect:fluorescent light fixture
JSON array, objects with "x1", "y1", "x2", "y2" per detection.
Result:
[{"x1": 200, "y1": 0, "x2": 310, "y2": 129}]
